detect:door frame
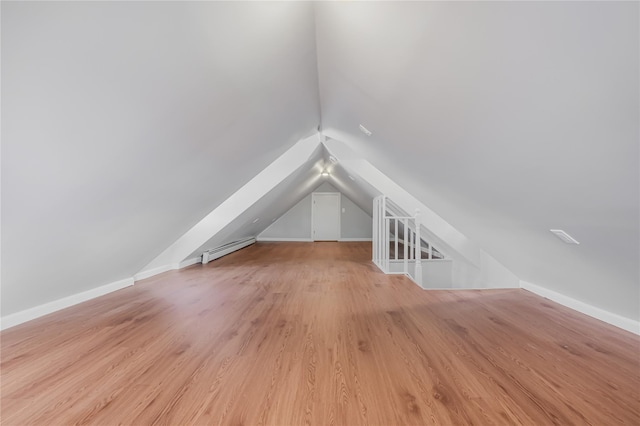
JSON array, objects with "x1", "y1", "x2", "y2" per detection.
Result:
[{"x1": 311, "y1": 192, "x2": 341, "y2": 241}]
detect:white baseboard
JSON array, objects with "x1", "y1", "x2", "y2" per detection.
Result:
[
  {"x1": 134, "y1": 260, "x2": 197, "y2": 282},
  {"x1": 178, "y1": 257, "x2": 201, "y2": 268},
  {"x1": 1, "y1": 277, "x2": 134, "y2": 331},
  {"x1": 134, "y1": 264, "x2": 173, "y2": 281},
  {"x1": 520, "y1": 280, "x2": 639, "y2": 335},
  {"x1": 338, "y1": 238, "x2": 372, "y2": 242},
  {"x1": 256, "y1": 237, "x2": 313, "y2": 242},
  {"x1": 137, "y1": 240, "x2": 256, "y2": 279}
]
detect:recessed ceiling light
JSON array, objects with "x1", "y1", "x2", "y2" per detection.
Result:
[
  {"x1": 329, "y1": 155, "x2": 338, "y2": 164},
  {"x1": 321, "y1": 170, "x2": 330, "y2": 177},
  {"x1": 550, "y1": 229, "x2": 579, "y2": 244},
  {"x1": 359, "y1": 124, "x2": 372, "y2": 136}
]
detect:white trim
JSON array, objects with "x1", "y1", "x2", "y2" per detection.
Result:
[
  {"x1": 520, "y1": 280, "x2": 639, "y2": 335},
  {"x1": 138, "y1": 240, "x2": 256, "y2": 278},
  {"x1": 1, "y1": 277, "x2": 134, "y2": 330},
  {"x1": 134, "y1": 265, "x2": 173, "y2": 281},
  {"x1": 256, "y1": 237, "x2": 313, "y2": 242},
  {"x1": 178, "y1": 257, "x2": 201, "y2": 268},
  {"x1": 338, "y1": 238, "x2": 372, "y2": 242}
]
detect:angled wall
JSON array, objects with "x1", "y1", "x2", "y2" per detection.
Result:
[
  {"x1": 316, "y1": 2, "x2": 639, "y2": 327},
  {"x1": 137, "y1": 135, "x2": 323, "y2": 277},
  {"x1": 2, "y1": 2, "x2": 637, "y2": 335},
  {"x1": 185, "y1": 142, "x2": 326, "y2": 260},
  {"x1": 1, "y1": 2, "x2": 320, "y2": 316},
  {"x1": 324, "y1": 138, "x2": 519, "y2": 290}
]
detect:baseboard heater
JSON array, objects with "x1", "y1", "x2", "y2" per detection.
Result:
[{"x1": 201, "y1": 237, "x2": 256, "y2": 264}]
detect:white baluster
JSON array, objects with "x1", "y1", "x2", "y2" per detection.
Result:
[
  {"x1": 373, "y1": 198, "x2": 377, "y2": 263},
  {"x1": 414, "y1": 209, "x2": 422, "y2": 287},
  {"x1": 394, "y1": 218, "x2": 399, "y2": 261},
  {"x1": 410, "y1": 226, "x2": 415, "y2": 260},
  {"x1": 403, "y1": 218, "x2": 408, "y2": 275},
  {"x1": 385, "y1": 217, "x2": 390, "y2": 273}
]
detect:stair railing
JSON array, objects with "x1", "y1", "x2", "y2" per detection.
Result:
[{"x1": 372, "y1": 195, "x2": 423, "y2": 285}]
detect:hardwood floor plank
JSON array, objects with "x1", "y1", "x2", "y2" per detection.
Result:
[{"x1": 1, "y1": 242, "x2": 638, "y2": 425}]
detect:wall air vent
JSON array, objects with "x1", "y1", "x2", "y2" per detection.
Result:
[
  {"x1": 359, "y1": 124, "x2": 372, "y2": 136},
  {"x1": 550, "y1": 229, "x2": 580, "y2": 244}
]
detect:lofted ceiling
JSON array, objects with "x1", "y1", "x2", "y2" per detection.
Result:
[
  {"x1": 1, "y1": 2, "x2": 320, "y2": 314},
  {"x1": 315, "y1": 1, "x2": 639, "y2": 321},
  {"x1": 2, "y1": 2, "x2": 638, "y2": 325}
]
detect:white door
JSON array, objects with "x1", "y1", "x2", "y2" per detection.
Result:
[{"x1": 312, "y1": 193, "x2": 340, "y2": 241}]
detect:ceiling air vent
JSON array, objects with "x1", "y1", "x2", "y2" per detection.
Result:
[
  {"x1": 550, "y1": 229, "x2": 580, "y2": 244},
  {"x1": 359, "y1": 124, "x2": 372, "y2": 136}
]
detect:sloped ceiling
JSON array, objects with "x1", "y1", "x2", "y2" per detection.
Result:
[
  {"x1": 1, "y1": 1, "x2": 320, "y2": 314},
  {"x1": 2, "y1": 2, "x2": 638, "y2": 324},
  {"x1": 315, "y1": 2, "x2": 639, "y2": 319}
]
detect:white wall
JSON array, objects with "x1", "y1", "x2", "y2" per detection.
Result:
[
  {"x1": 2, "y1": 2, "x2": 320, "y2": 316},
  {"x1": 339, "y1": 195, "x2": 372, "y2": 240},
  {"x1": 258, "y1": 194, "x2": 313, "y2": 241},
  {"x1": 3, "y1": 1, "x2": 637, "y2": 332},
  {"x1": 325, "y1": 138, "x2": 519, "y2": 290},
  {"x1": 139, "y1": 136, "x2": 323, "y2": 273},
  {"x1": 259, "y1": 182, "x2": 372, "y2": 241},
  {"x1": 316, "y1": 2, "x2": 639, "y2": 322}
]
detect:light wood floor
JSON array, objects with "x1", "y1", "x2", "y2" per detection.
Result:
[{"x1": 2, "y1": 242, "x2": 639, "y2": 425}]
